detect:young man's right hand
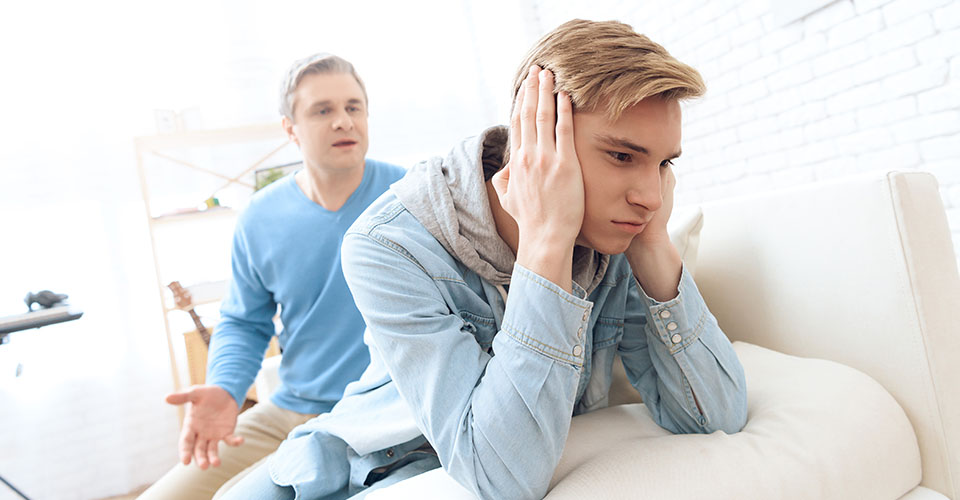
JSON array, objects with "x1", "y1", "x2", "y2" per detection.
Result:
[
  {"x1": 165, "y1": 384, "x2": 244, "y2": 469},
  {"x1": 492, "y1": 65, "x2": 584, "y2": 292}
]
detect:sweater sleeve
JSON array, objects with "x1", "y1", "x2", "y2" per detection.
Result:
[{"x1": 206, "y1": 221, "x2": 276, "y2": 407}]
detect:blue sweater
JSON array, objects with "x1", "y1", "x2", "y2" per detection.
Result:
[{"x1": 207, "y1": 159, "x2": 406, "y2": 413}]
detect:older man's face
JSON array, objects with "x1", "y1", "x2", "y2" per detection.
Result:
[{"x1": 289, "y1": 72, "x2": 369, "y2": 172}]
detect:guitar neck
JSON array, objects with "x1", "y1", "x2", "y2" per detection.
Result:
[
  {"x1": 186, "y1": 309, "x2": 211, "y2": 345},
  {"x1": 167, "y1": 281, "x2": 212, "y2": 347}
]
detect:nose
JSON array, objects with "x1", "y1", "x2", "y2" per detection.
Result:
[
  {"x1": 625, "y1": 167, "x2": 663, "y2": 212},
  {"x1": 331, "y1": 109, "x2": 354, "y2": 131}
]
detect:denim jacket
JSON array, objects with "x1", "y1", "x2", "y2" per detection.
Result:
[{"x1": 267, "y1": 129, "x2": 747, "y2": 500}]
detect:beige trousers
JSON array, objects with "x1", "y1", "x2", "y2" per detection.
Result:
[{"x1": 139, "y1": 402, "x2": 317, "y2": 500}]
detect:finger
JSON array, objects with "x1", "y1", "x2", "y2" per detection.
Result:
[
  {"x1": 207, "y1": 439, "x2": 221, "y2": 468},
  {"x1": 556, "y1": 91, "x2": 576, "y2": 158},
  {"x1": 536, "y1": 69, "x2": 556, "y2": 150},
  {"x1": 520, "y1": 65, "x2": 540, "y2": 153},
  {"x1": 223, "y1": 433, "x2": 245, "y2": 447},
  {"x1": 179, "y1": 429, "x2": 196, "y2": 465},
  {"x1": 509, "y1": 85, "x2": 524, "y2": 160},
  {"x1": 194, "y1": 439, "x2": 209, "y2": 470},
  {"x1": 492, "y1": 164, "x2": 510, "y2": 201},
  {"x1": 165, "y1": 389, "x2": 193, "y2": 405}
]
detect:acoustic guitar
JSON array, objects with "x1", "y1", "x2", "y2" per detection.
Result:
[{"x1": 167, "y1": 281, "x2": 280, "y2": 405}]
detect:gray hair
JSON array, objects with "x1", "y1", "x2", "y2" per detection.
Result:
[{"x1": 279, "y1": 53, "x2": 367, "y2": 120}]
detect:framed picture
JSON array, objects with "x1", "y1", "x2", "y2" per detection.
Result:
[{"x1": 254, "y1": 161, "x2": 302, "y2": 191}]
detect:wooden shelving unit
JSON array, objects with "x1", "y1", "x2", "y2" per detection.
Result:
[{"x1": 135, "y1": 123, "x2": 295, "y2": 418}]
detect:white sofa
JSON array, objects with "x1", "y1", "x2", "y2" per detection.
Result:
[{"x1": 259, "y1": 170, "x2": 960, "y2": 499}]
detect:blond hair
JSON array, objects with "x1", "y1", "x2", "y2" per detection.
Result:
[
  {"x1": 512, "y1": 19, "x2": 705, "y2": 120},
  {"x1": 279, "y1": 53, "x2": 367, "y2": 120}
]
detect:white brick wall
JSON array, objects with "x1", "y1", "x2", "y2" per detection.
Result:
[{"x1": 533, "y1": 0, "x2": 960, "y2": 271}]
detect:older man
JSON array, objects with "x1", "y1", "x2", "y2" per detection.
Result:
[{"x1": 139, "y1": 53, "x2": 405, "y2": 500}]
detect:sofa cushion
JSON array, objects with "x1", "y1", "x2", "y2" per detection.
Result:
[
  {"x1": 898, "y1": 486, "x2": 950, "y2": 500},
  {"x1": 367, "y1": 342, "x2": 921, "y2": 499},
  {"x1": 667, "y1": 205, "x2": 703, "y2": 277}
]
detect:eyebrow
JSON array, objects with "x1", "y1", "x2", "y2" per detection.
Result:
[
  {"x1": 307, "y1": 98, "x2": 365, "y2": 108},
  {"x1": 595, "y1": 134, "x2": 681, "y2": 159}
]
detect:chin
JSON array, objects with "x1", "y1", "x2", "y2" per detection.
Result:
[{"x1": 579, "y1": 234, "x2": 632, "y2": 256}]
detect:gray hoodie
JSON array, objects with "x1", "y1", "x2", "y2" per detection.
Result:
[{"x1": 390, "y1": 125, "x2": 609, "y2": 295}]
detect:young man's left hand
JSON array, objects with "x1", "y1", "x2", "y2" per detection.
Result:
[
  {"x1": 624, "y1": 165, "x2": 683, "y2": 302},
  {"x1": 629, "y1": 165, "x2": 676, "y2": 247}
]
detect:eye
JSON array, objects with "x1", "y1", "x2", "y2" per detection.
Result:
[
  {"x1": 660, "y1": 159, "x2": 675, "y2": 168},
  {"x1": 607, "y1": 151, "x2": 632, "y2": 163},
  {"x1": 313, "y1": 108, "x2": 330, "y2": 116}
]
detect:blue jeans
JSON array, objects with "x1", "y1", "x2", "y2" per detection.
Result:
[{"x1": 219, "y1": 445, "x2": 441, "y2": 500}]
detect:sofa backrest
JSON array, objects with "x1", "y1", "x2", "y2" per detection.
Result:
[{"x1": 695, "y1": 170, "x2": 960, "y2": 498}]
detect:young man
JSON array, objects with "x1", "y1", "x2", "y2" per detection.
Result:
[
  {"x1": 221, "y1": 20, "x2": 747, "y2": 500},
  {"x1": 139, "y1": 53, "x2": 406, "y2": 500}
]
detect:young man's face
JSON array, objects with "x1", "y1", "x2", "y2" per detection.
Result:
[
  {"x1": 572, "y1": 96, "x2": 682, "y2": 254},
  {"x1": 288, "y1": 72, "x2": 369, "y2": 171}
]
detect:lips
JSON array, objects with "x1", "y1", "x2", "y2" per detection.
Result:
[
  {"x1": 333, "y1": 139, "x2": 357, "y2": 147},
  {"x1": 612, "y1": 220, "x2": 648, "y2": 234}
]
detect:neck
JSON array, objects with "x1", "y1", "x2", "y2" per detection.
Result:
[
  {"x1": 485, "y1": 180, "x2": 520, "y2": 256},
  {"x1": 296, "y1": 160, "x2": 365, "y2": 211}
]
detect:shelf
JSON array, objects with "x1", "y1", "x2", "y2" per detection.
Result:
[
  {"x1": 151, "y1": 206, "x2": 238, "y2": 225},
  {"x1": 134, "y1": 123, "x2": 286, "y2": 152},
  {"x1": 137, "y1": 122, "x2": 290, "y2": 420},
  {"x1": 163, "y1": 280, "x2": 229, "y2": 312}
]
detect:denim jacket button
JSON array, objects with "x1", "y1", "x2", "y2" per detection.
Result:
[
  {"x1": 582, "y1": 310, "x2": 589, "y2": 321},
  {"x1": 671, "y1": 333, "x2": 682, "y2": 344},
  {"x1": 385, "y1": 448, "x2": 395, "y2": 458},
  {"x1": 572, "y1": 345, "x2": 583, "y2": 356},
  {"x1": 666, "y1": 321, "x2": 678, "y2": 331},
  {"x1": 659, "y1": 309, "x2": 671, "y2": 319},
  {"x1": 576, "y1": 327, "x2": 584, "y2": 339}
]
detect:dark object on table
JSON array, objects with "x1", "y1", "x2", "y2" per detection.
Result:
[
  {"x1": 2, "y1": 291, "x2": 83, "y2": 339},
  {"x1": 24, "y1": 290, "x2": 68, "y2": 310},
  {"x1": 0, "y1": 292, "x2": 82, "y2": 499}
]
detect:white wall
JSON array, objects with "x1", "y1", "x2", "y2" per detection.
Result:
[{"x1": 531, "y1": 0, "x2": 960, "y2": 270}]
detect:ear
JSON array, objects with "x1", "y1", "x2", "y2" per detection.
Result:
[{"x1": 282, "y1": 116, "x2": 299, "y2": 147}]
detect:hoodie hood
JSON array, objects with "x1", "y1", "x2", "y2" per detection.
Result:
[{"x1": 391, "y1": 125, "x2": 609, "y2": 294}]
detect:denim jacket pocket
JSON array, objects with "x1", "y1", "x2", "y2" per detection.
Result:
[{"x1": 458, "y1": 310, "x2": 498, "y2": 354}]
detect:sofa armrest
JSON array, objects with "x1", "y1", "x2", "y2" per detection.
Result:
[{"x1": 694, "y1": 170, "x2": 960, "y2": 497}]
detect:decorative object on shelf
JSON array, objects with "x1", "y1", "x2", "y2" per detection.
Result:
[{"x1": 24, "y1": 290, "x2": 68, "y2": 310}]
